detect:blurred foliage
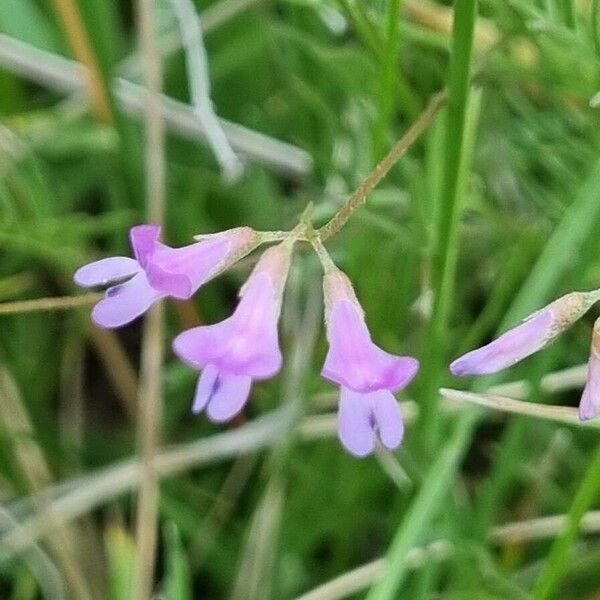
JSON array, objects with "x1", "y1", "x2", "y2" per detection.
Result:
[{"x1": 1, "y1": 0, "x2": 600, "y2": 598}]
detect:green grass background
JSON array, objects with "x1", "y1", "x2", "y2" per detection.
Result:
[{"x1": 2, "y1": 0, "x2": 600, "y2": 598}]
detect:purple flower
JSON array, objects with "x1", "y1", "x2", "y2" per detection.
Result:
[
  {"x1": 74, "y1": 224, "x2": 258, "y2": 328},
  {"x1": 580, "y1": 317, "x2": 600, "y2": 421},
  {"x1": 172, "y1": 243, "x2": 291, "y2": 422},
  {"x1": 450, "y1": 292, "x2": 597, "y2": 376},
  {"x1": 321, "y1": 270, "x2": 419, "y2": 457}
]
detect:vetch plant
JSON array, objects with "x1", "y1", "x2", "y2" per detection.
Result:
[
  {"x1": 450, "y1": 290, "x2": 600, "y2": 421},
  {"x1": 72, "y1": 93, "x2": 448, "y2": 457},
  {"x1": 74, "y1": 213, "x2": 420, "y2": 457}
]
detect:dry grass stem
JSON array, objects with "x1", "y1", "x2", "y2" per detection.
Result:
[
  {"x1": 131, "y1": 0, "x2": 167, "y2": 596},
  {"x1": 0, "y1": 33, "x2": 312, "y2": 177},
  {"x1": 49, "y1": 0, "x2": 113, "y2": 122},
  {"x1": 439, "y1": 388, "x2": 598, "y2": 429},
  {"x1": 0, "y1": 294, "x2": 101, "y2": 314}
]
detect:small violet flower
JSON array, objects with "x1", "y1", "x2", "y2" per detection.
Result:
[
  {"x1": 172, "y1": 243, "x2": 292, "y2": 422},
  {"x1": 321, "y1": 270, "x2": 419, "y2": 457},
  {"x1": 450, "y1": 291, "x2": 598, "y2": 377},
  {"x1": 74, "y1": 224, "x2": 258, "y2": 328},
  {"x1": 580, "y1": 317, "x2": 600, "y2": 421}
]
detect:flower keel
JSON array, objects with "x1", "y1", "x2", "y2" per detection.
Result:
[{"x1": 338, "y1": 388, "x2": 404, "y2": 457}]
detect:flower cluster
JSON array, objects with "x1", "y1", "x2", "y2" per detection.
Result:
[
  {"x1": 450, "y1": 290, "x2": 600, "y2": 421},
  {"x1": 75, "y1": 224, "x2": 420, "y2": 457}
]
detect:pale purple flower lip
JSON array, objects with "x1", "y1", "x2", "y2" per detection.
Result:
[
  {"x1": 173, "y1": 244, "x2": 291, "y2": 422},
  {"x1": 321, "y1": 272, "x2": 419, "y2": 393},
  {"x1": 320, "y1": 270, "x2": 418, "y2": 457},
  {"x1": 338, "y1": 388, "x2": 404, "y2": 457},
  {"x1": 579, "y1": 318, "x2": 600, "y2": 422},
  {"x1": 74, "y1": 224, "x2": 257, "y2": 329},
  {"x1": 450, "y1": 310, "x2": 553, "y2": 376}
]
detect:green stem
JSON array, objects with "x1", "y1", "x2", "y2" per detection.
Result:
[
  {"x1": 417, "y1": 0, "x2": 479, "y2": 448},
  {"x1": 532, "y1": 441, "x2": 600, "y2": 599},
  {"x1": 339, "y1": 0, "x2": 420, "y2": 118},
  {"x1": 318, "y1": 91, "x2": 447, "y2": 241},
  {"x1": 593, "y1": 0, "x2": 600, "y2": 57},
  {"x1": 365, "y1": 5, "x2": 479, "y2": 597},
  {"x1": 310, "y1": 235, "x2": 337, "y2": 273},
  {"x1": 373, "y1": 0, "x2": 402, "y2": 160}
]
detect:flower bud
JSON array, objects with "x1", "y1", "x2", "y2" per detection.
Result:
[
  {"x1": 450, "y1": 291, "x2": 598, "y2": 376},
  {"x1": 580, "y1": 316, "x2": 600, "y2": 421}
]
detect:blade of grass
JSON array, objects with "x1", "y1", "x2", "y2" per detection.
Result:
[
  {"x1": 118, "y1": 0, "x2": 260, "y2": 77},
  {"x1": 365, "y1": 1, "x2": 479, "y2": 596},
  {"x1": 0, "y1": 408, "x2": 295, "y2": 562},
  {"x1": 0, "y1": 33, "x2": 312, "y2": 177},
  {"x1": 364, "y1": 409, "x2": 478, "y2": 600},
  {"x1": 0, "y1": 506, "x2": 66, "y2": 600},
  {"x1": 339, "y1": 0, "x2": 420, "y2": 118},
  {"x1": 0, "y1": 364, "x2": 93, "y2": 599},
  {"x1": 372, "y1": 0, "x2": 402, "y2": 160},
  {"x1": 88, "y1": 328, "x2": 138, "y2": 419},
  {"x1": 476, "y1": 156, "x2": 600, "y2": 536},
  {"x1": 296, "y1": 509, "x2": 600, "y2": 600},
  {"x1": 417, "y1": 0, "x2": 479, "y2": 449},
  {"x1": 104, "y1": 525, "x2": 136, "y2": 600},
  {"x1": 170, "y1": 0, "x2": 243, "y2": 180},
  {"x1": 0, "y1": 0, "x2": 63, "y2": 52},
  {"x1": 532, "y1": 441, "x2": 600, "y2": 599},
  {"x1": 558, "y1": 0, "x2": 576, "y2": 28},
  {"x1": 439, "y1": 388, "x2": 600, "y2": 430},
  {"x1": 75, "y1": 0, "x2": 144, "y2": 206},
  {"x1": 162, "y1": 522, "x2": 192, "y2": 600}
]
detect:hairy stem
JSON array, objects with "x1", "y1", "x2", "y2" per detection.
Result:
[{"x1": 317, "y1": 90, "x2": 448, "y2": 241}]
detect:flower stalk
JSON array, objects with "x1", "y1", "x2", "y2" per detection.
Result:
[
  {"x1": 70, "y1": 81, "x2": 447, "y2": 461},
  {"x1": 317, "y1": 89, "x2": 448, "y2": 241}
]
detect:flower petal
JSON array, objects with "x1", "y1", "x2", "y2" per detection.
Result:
[
  {"x1": 74, "y1": 257, "x2": 139, "y2": 288},
  {"x1": 192, "y1": 364, "x2": 219, "y2": 414},
  {"x1": 153, "y1": 237, "x2": 230, "y2": 292},
  {"x1": 91, "y1": 273, "x2": 161, "y2": 328},
  {"x1": 225, "y1": 271, "x2": 282, "y2": 378},
  {"x1": 172, "y1": 272, "x2": 282, "y2": 379},
  {"x1": 338, "y1": 387, "x2": 376, "y2": 458},
  {"x1": 372, "y1": 390, "x2": 404, "y2": 450},
  {"x1": 450, "y1": 310, "x2": 553, "y2": 376},
  {"x1": 130, "y1": 224, "x2": 161, "y2": 267},
  {"x1": 322, "y1": 300, "x2": 419, "y2": 393},
  {"x1": 146, "y1": 262, "x2": 192, "y2": 299},
  {"x1": 580, "y1": 322, "x2": 600, "y2": 421},
  {"x1": 173, "y1": 320, "x2": 234, "y2": 369},
  {"x1": 206, "y1": 371, "x2": 252, "y2": 423}
]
